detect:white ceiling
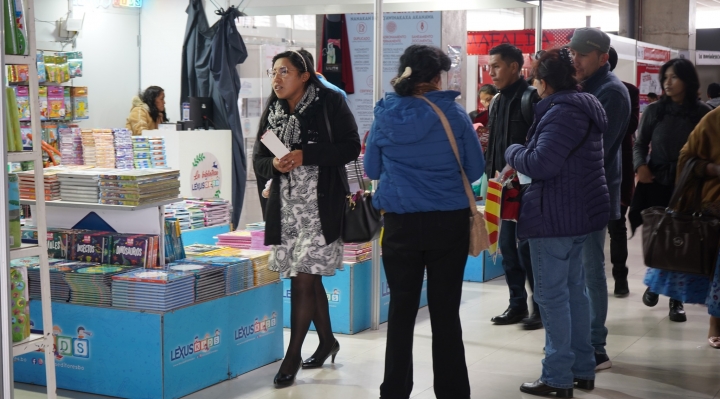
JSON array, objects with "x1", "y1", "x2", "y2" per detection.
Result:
[
  {"x1": 540, "y1": 0, "x2": 720, "y2": 12},
  {"x1": 242, "y1": 0, "x2": 533, "y2": 15}
]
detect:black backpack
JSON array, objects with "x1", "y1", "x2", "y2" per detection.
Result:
[{"x1": 488, "y1": 86, "x2": 538, "y2": 127}]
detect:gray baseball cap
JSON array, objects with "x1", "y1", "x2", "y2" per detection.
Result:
[{"x1": 569, "y1": 28, "x2": 611, "y2": 54}]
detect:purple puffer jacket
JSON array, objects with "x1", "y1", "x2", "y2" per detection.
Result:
[{"x1": 505, "y1": 90, "x2": 610, "y2": 240}]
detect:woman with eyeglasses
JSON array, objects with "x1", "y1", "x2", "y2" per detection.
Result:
[{"x1": 253, "y1": 49, "x2": 361, "y2": 389}]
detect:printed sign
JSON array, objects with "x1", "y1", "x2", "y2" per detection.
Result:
[
  {"x1": 190, "y1": 152, "x2": 222, "y2": 199},
  {"x1": 467, "y1": 29, "x2": 577, "y2": 55},
  {"x1": 637, "y1": 46, "x2": 671, "y2": 63},
  {"x1": 637, "y1": 63, "x2": 662, "y2": 112},
  {"x1": 696, "y1": 50, "x2": 720, "y2": 66},
  {"x1": 346, "y1": 12, "x2": 442, "y2": 137}
]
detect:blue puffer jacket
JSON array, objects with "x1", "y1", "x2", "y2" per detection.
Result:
[
  {"x1": 364, "y1": 90, "x2": 485, "y2": 214},
  {"x1": 505, "y1": 90, "x2": 610, "y2": 240}
]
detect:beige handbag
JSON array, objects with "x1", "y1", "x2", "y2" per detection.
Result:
[{"x1": 417, "y1": 95, "x2": 490, "y2": 256}]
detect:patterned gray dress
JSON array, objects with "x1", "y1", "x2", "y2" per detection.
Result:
[
  {"x1": 268, "y1": 165, "x2": 344, "y2": 278},
  {"x1": 266, "y1": 85, "x2": 344, "y2": 278}
]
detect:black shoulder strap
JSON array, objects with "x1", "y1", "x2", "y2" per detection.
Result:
[
  {"x1": 323, "y1": 101, "x2": 333, "y2": 143},
  {"x1": 521, "y1": 86, "x2": 538, "y2": 126}
]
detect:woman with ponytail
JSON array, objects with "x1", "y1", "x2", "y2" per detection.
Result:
[
  {"x1": 364, "y1": 45, "x2": 484, "y2": 399},
  {"x1": 504, "y1": 48, "x2": 609, "y2": 397}
]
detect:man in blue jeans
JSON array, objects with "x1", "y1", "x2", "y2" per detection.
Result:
[{"x1": 569, "y1": 28, "x2": 631, "y2": 371}]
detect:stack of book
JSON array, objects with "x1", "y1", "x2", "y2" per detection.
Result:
[
  {"x1": 343, "y1": 242, "x2": 373, "y2": 263},
  {"x1": 80, "y1": 129, "x2": 96, "y2": 166},
  {"x1": 216, "y1": 230, "x2": 252, "y2": 249},
  {"x1": 114, "y1": 128, "x2": 134, "y2": 169},
  {"x1": 185, "y1": 244, "x2": 224, "y2": 257},
  {"x1": 167, "y1": 262, "x2": 226, "y2": 302},
  {"x1": 59, "y1": 127, "x2": 83, "y2": 166},
  {"x1": 64, "y1": 265, "x2": 139, "y2": 306},
  {"x1": 57, "y1": 169, "x2": 105, "y2": 203},
  {"x1": 185, "y1": 198, "x2": 231, "y2": 227},
  {"x1": 17, "y1": 168, "x2": 61, "y2": 201},
  {"x1": 111, "y1": 269, "x2": 195, "y2": 311},
  {"x1": 238, "y1": 249, "x2": 277, "y2": 286},
  {"x1": 98, "y1": 169, "x2": 180, "y2": 206},
  {"x1": 93, "y1": 130, "x2": 116, "y2": 169},
  {"x1": 185, "y1": 256, "x2": 254, "y2": 294}
]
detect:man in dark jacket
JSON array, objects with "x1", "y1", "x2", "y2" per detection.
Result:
[
  {"x1": 570, "y1": 28, "x2": 631, "y2": 371},
  {"x1": 608, "y1": 47, "x2": 640, "y2": 298},
  {"x1": 485, "y1": 44, "x2": 542, "y2": 330}
]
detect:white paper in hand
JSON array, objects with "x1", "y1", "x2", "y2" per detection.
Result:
[{"x1": 261, "y1": 130, "x2": 290, "y2": 159}]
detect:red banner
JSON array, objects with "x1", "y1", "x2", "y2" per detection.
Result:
[
  {"x1": 467, "y1": 29, "x2": 576, "y2": 55},
  {"x1": 637, "y1": 46, "x2": 671, "y2": 63}
]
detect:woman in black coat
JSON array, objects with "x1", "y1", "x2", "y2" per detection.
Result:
[{"x1": 253, "y1": 50, "x2": 360, "y2": 389}]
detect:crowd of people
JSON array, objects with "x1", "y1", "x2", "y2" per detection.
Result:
[{"x1": 253, "y1": 27, "x2": 720, "y2": 398}]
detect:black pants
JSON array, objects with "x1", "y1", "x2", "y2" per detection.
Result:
[
  {"x1": 499, "y1": 220, "x2": 537, "y2": 313},
  {"x1": 380, "y1": 209, "x2": 470, "y2": 399},
  {"x1": 608, "y1": 205, "x2": 629, "y2": 281}
]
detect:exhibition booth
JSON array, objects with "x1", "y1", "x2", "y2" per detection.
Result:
[{"x1": 4, "y1": 0, "x2": 686, "y2": 398}]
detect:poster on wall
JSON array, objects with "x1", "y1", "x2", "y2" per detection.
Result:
[
  {"x1": 346, "y1": 12, "x2": 442, "y2": 138},
  {"x1": 637, "y1": 63, "x2": 662, "y2": 112}
]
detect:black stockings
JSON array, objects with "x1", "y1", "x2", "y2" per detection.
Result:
[{"x1": 279, "y1": 273, "x2": 335, "y2": 373}]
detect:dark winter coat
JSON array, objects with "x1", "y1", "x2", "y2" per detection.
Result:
[
  {"x1": 253, "y1": 90, "x2": 361, "y2": 245},
  {"x1": 505, "y1": 90, "x2": 610, "y2": 240},
  {"x1": 581, "y1": 63, "x2": 631, "y2": 221}
]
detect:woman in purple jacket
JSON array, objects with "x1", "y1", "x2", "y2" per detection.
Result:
[{"x1": 505, "y1": 49, "x2": 610, "y2": 398}]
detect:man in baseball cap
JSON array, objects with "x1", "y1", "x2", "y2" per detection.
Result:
[{"x1": 569, "y1": 27, "x2": 631, "y2": 373}]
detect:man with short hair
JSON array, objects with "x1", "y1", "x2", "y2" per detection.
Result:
[
  {"x1": 708, "y1": 83, "x2": 720, "y2": 109},
  {"x1": 647, "y1": 92, "x2": 659, "y2": 103},
  {"x1": 485, "y1": 43, "x2": 542, "y2": 330},
  {"x1": 569, "y1": 28, "x2": 631, "y2": 371}
]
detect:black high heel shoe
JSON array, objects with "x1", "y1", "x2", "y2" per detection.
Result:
[
  {"x1": 302, "y1": 340, "x2": 340, "y2": 369},
  {"x1": 273, "y1": 360, "x2": 302, "y2": 389}
]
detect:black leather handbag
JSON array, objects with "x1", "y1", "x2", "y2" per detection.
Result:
[
  {"x1": 641, "y1": 158, "x2": 720, "y2": 276},
  {"x1": 323, "y1": 102, "x2": 382, "y2": 243}
]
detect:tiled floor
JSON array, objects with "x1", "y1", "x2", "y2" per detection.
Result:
[{"x1": 15, "y1": 236, "x2": 720, "y2": 399}]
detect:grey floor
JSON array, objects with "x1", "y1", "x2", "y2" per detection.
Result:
[{"x1": 15, "y1": 235, "x2": 720, "y2": 399}]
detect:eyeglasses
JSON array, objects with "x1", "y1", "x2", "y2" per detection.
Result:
[{"x1": 266, "y1": 66, "x2": 298, "y2": 79}]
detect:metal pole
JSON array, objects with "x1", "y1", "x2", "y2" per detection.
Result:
[
  {"x1": 535, "y1": 0, "x2": 543, "y2": 53},
  {"x1": 370, "y1": 0, "x2": 383, "y2": 331}
]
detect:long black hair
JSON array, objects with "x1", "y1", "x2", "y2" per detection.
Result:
[
  {"x1": 256, "y1": 49, "x2": 331, "y2": 140},
  {"x1": 141, "y1": 86, "x2": 167, "y2": 123},
  {"x1": 392, "y1": 45, "x2": 451, "y2": 97},
  {"x1": 659, "y1": 58, "x2": 701, "y2": 109}
]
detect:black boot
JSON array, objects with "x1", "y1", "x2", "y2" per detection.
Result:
[
  {"x1": 574, "y1": 378, "x2": 595, "y2": 390},
  {"x1": 491, "y1": 307, "x2": 529, "y2": 325},
  {"x1": 520, "y1": 379, "x2": 573, "y2": 398},
  {"x1": 669, "y1": 299, "x2": 687, "y2": 322},
  {"x1": 614, "y1": 279, "x2": 629, "y2": 298},
  {"x1": 522, "y1": 312, "x2": 543, "y2": 330},
  {"x1": 642, "y1": 287, "x2": 659, "y2": 307}
]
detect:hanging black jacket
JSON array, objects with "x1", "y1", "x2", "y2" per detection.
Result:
[{"x1": 254, "y1": 90, "x2": 361, "y2": 245}]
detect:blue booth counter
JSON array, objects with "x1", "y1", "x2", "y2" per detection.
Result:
[
  {"x1": 14, "y1": 282, "x2": 284, "y2": 399},
  {"x1": 282, "y1": 260, "x2": 428, "y2": 335}
]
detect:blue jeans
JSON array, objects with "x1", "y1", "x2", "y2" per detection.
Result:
[
  {"x1": 582, "y1": 228, "x2": 609, "y2": 355},
  {"x1": 530, "y1": 236, "x2": 595, "y2": 389}
]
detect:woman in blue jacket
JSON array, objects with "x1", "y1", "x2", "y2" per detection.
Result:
[
  {"x1": 364, "y1": 45, "x2": 484, "y2": 399},
  {"x1": 505, "y1": 49, "x2": 610, "y2": 398}
]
